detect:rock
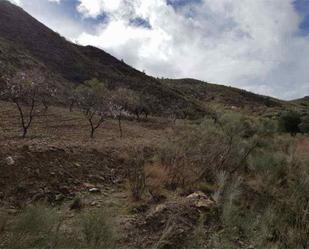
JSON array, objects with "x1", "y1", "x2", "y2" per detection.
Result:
[
  {"x1": 154, "y1": 204, "x2": 168, "y2": 213},
  {"x1": 186, "y1": 191, "x2": 215, "y2": 210},
  {"x1": 186, "y1": 191, "x2": 206, "y2": 199},
  {"x1": 5, "y1": 156, "x2": 15, "y2": 166},
  {"x1": 74, "y1": 162, "x2": 81, "y2": 167},
  {"x1": 89, "y1": 187, "x2": 100, "y2": 193},
  {"x1": 195, "y1": 199, "x2": 214, "y2": 209},
  {"x1": 83, "y1": 183, "x2": 96, "y2": 189}
]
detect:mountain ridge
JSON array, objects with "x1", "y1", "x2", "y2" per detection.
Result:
[{"x1": 0, "y1": 0, "x2": 306, "y2": 116}]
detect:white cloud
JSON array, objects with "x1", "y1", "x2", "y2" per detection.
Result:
[
  {"x1": 77, "y1": 0, "x2": 122, "y2": 18},
  {"x1": 48, "y1": 0, "x2": 60, "y2": 4},
  {"x1": 75, "y1": 0, "x2": 309, "y2": 99},
  {"x1": 6, "y1": 0, "x2": 309, "y2": 99},
  {"x1": 8, "y1": 0, "x2": 21, "y2": 5}
]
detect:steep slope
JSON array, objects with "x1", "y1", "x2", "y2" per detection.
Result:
[
  {"x1": 0, "y1": 0, "x2": 306, "y2": 117},
  {"x1": 0, "y1": 0, "x2": 206, "y2": 117},
  {"x1": 161, "y1": 78, "x2": 284, "y2": 108}
]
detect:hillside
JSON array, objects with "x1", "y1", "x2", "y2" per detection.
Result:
[
  {"x1": 0, "y1": 0, "x2": 205, "y2": 117},
  {"x1": 1, "y1": 0, "x2": 306, "y2": 117},
  {"x1": 1, "y1": 1, "x2": 309, "y2": 248}
]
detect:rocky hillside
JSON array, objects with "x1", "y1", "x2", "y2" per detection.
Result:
[
  {"x1": 0, "y1": 0, "x2": 307, "y2": 117},
  {"x1": 0, "y1": 0, "x2": 205, "y2": 117}
]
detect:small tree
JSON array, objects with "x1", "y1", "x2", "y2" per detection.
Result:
[
  {"x1": 67, "y1": 84, "x2": 78, "y2": 112},
  {"x1": 299, "y1": 115, "x2": 309, "y2": 133},
  {"x1": 76, "y1": 79, "x2": 109, "y2": 138},
  {"x1": 279, "y1": 110, "x2": 302, "y2": 135},
  {"x1": 110, "y1": 88, "x2": 140, "y2": 138},
  {"x1": 1, "y1": 69, "x2": 46, "y2": 138},
  {"x1": 166, "y1": 103, "x2": 186, "y2": 125},
  {"x1": 39, "y1": 76, "x2": 57, "y2": 111},
  {"x1": 133, "y1": 94, "x2": 154, "y2": 121}
]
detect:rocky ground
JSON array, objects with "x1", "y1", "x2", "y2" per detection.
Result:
[{"x1": 0, "y1": 102, "x2": 217, "y2": 249}]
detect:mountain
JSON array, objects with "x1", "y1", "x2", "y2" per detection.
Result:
[
  {"x1": 0, "y1": 0, "x2": 306, "y2": 117},
  {"x1": 0, "y1": 0, "x2": 207, "y2": 117}
]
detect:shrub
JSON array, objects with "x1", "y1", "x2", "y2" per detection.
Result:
[
  {"x1": 144, "y1": 162, "x2": 169, "y2": 202},
  {"x1": 299, "y1": 115, "x2": 309, "y2": 133},
  {"x1": 156, "y1": 112, "x2": 261, "y2": 191},
  {"x1": 80, "y1": 209, "x2": 118, "y2": 249},
  {"x1": 3, "y1": 205, "x2": 66, "y2": 249},
  {"x1": 128, "y1": 149, "x2": 146, "y2": 201},
  {"x1": 278, "y1": 110, "x2": 302, "y2": 135},
  {"x1": 1, "y1": 205, "x2": 118, "y2": 249}
]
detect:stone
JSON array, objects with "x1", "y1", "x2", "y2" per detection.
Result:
[
  {"x1": 5, "y1": 156, "x2": 15, "y2": 166},
  {"x1": 89, "y1": 187, "x2": 100, "y2": 193},
  {"x1": 186, "y1": 191, "x2": 215, "y2": 209},
  {"x1": 83, "y1": 183, "x2": 96, "y2": 189}
]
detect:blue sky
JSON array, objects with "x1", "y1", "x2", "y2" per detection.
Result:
[
  {"x1": 294, "y1": 0, "x2": 309, "y2": 35},
  {"x1": 9, "y1": 0, "x2": 309, "y2": 100}
]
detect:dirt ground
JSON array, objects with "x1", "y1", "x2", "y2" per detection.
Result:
[{"x1": 0, "y1": 101, "x2": 206, "y2": 249}]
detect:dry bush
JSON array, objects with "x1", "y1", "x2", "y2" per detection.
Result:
[
  {"x1": 79, "y1": 209, "x2": 118, "y2": 249},
  {"x1": 2, "y1": 205, "x2": 65, "y2": 249},
  {"x1": 144, "y1": 162, "x2": 169, "y2": 201},
  {"x1": 203, "y1": 134, "x2": 309, "y2": 249},
  {"x1": 1, "y1": 205, "x2": 118, "y2": 249},
  {"x1": 155, "y1": 112, "x2": 263, "y2": 192},
  {"x1": 127, "y1": 148, "x2": 146, "y2": 201}
]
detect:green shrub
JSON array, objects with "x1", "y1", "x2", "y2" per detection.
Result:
[
  {"x1": 278, "y1": 110, "x2": 302, "y2": 135},
  {"x1": 3, "y1": 205, "x2": 65, "y2": 249},
  {"x1": 1, "y1": 205, "x2": 118, "y2": 249},
  {"x1": 299, "y1": 115, "x2": 309, "y2": 133},
  {"x1": 80, "y1": 209, "x2": 118, "y2": 249}
]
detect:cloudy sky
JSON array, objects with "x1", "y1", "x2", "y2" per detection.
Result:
[{"x1": 8, "y1": 0, "x2": 309, "y2": 100}]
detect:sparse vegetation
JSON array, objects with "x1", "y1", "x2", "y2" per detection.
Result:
[
  {"x1": 76, "y1": 78, "x2": 110, "y2": 138},
  {"x1": 0, "y1": 2, "x2": 309, "y2": 248},
  {"x1": 0, "y1": 69, "x2": 51, "y2": 138},
  {"x1": 110, "y1": 87, "x2": 140, "y2": 137},
  {"x1": 0, "y1": 205, "x2": 118, "y2": 249},
  {"x1": 128, "y1": 149, "x2": 146, "y2": 201}
]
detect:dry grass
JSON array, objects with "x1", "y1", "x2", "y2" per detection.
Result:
[{"x1": 0, "y1": 101, "x2": 173, "y2": 153}]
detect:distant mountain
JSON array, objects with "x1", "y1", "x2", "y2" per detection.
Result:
[{"x1": 0, "y1": 0, "x2": 306, "y2": 117}]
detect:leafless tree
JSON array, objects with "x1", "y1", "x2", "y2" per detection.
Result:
[
  {"x1": 67, "y1": 84, "x2": 78, "y2": 112},
  {"x1": 76, "y1": 79, "x2": 110, "y2": 138},
  {"x1": 110, "y1": 88, "x2": 140, "y2": 138},
  {"x1": 1, "y1": 69, "x2": 46, "y2": 138}
]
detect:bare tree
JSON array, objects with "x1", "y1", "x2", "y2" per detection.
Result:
[
  {"x1": 133, "y1": 94, "x2": 155, "y2": 121},
  {"x1": 39, "y1": 76, "x2": 57, "y2": 112},
  {"x1": 76, "y1": 79, "x2": 110, "y2": 139},
  {"x1": 67, "y1": 84, "x2": 78, "y2": 112},
  {"x1": 1, "y1": 69, "x2": 46, "y2": 138},
  {"x1": 166, "y1": 103, "x2": 186, "y2": 125},
  {"x1": 110, "y1": 88, "x2": 140, "y2": 138}
]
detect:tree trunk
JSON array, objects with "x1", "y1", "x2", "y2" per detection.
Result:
[
  {"x1": 43, "y1": 101, "x2": 48, "y2": 111},
  {"x1": 118, "y1": 115, "x2": 123, "y2": 138},
  {"x1": 90, "y1": 127, "x2": 95, "y2": 139},
  {"x1": 69, "y1": 100, "x2": 74, "y2": 112},
  {"x1": 22, "y1": 127, "x2": 27, "y2": 139}
]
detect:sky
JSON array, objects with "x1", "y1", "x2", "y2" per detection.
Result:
[{"x1": 7, "y1": 0, "x2": 309, "y2": 100}]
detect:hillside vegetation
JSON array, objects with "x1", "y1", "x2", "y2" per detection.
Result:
[{"x1": 0, "y1": 0, "x2": 309, "y2": 248}]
